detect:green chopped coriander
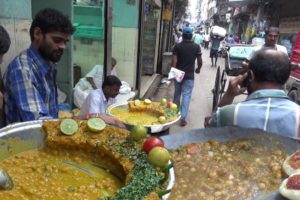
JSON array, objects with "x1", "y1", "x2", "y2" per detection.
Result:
[{"x1": 105, "y1": 138, "x2": 164, "y2": 200}]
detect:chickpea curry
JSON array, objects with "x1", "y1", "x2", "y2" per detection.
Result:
[
  {"x1": 0, "y1": 120, "x2": 166, "y2": 200},
  {"x1": 169, "y1": 139, "x2": 287, "y2": 200},
  {"x1": 0, "y1": 149, "x2": 123, "y2": 200}
]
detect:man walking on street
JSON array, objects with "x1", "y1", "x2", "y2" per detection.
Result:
[
  {"x1": 172, "y1": 27, "x2": 202, "y2": 126},
  {"x1": 210, "y1": 35, "x2": 224, "y2": 67},
  {"x1": 193, "y1": 30, "x2": 203, "y2": 47},
  {"x1": 204, "y1": 33, "x2": 210, "y2": 49}
]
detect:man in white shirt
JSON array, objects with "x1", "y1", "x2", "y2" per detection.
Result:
[
  {"x1": 248, "y1": 27, "x2": 287, "y2": 60},
  {"x1": 204, "y1": 33, "x2": 210, "y2": 49},
  {"x1": 173, "y1": 27, "x2": 182, "y2": 44},
  {"x1": 80, "y1": 75, "x2": 121, "y2": 115},
  {"x1": 73, "y1": 58, "x2": 118, "y2": 108}
]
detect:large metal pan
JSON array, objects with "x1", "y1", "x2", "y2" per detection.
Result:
[
  {"x1": 160, "y1": 127, "x2": 300, "y2": 200},
  {"x1": 107, "y1": 102, "x2": 181, "y2": 133},
  {"x1": 0, "y1": 120, "x2": 175, "y2": 200}
]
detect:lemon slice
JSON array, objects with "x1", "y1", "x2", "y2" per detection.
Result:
[
  {"x1": 60, "y1": 119, "x2": 78, "y2": 136},
  {"x1": 87, "y1": 118, "x2": 106, "y2": 132},
  {"x1": 144, "y1": 99, "x2": 152, "y2": 105},
  {"x1": 134, "y1": 99, "x2": 141, "y2": 106}
]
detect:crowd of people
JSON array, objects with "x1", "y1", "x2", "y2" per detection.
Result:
[{"x1": 0, "y1": 7, "x2": 299, "y2": 139}]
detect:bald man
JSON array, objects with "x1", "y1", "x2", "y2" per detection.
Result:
[{"x1": 207, "y1": 49, "x2": 300, "y2": 139}]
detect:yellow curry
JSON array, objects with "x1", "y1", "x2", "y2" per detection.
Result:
[
  {"x1": 108, "y1": 101, "x2": 179, "y2": 126},
  {"x1": 109, "y1": 107, "x2": 161, "y2": 125},
  {"x1": 0, "y1": 120, "x2": 163, "y2": 200},
  {"x1": 0, "y1": 149, "x2": 122, "y2": 200}
]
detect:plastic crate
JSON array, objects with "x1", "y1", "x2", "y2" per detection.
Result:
[{"x1": 74, "y1": 25, "x2": 103, "y2": 40}]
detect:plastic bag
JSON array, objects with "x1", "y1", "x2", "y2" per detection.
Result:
[
  {"x1": 168, "y1": 67, "x2": 185, "y2": 82},
  {"x1": 119, "y1": 81, "x2": 131, "y2": 94},
  {"x1": 211, "y1": 26, "x2": 226, "y2": 37}
]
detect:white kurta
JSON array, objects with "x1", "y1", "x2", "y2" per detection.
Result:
[{"x1": 80, "y1": 88, "x2": 116, "y2": 115}]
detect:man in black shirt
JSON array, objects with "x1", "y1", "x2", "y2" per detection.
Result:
[{"x1": 172, "y1": 27, "x2": 202, "y2": 126}]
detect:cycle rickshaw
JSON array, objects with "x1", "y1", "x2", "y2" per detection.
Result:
[{"x1": 212, "y1": 44, "x2": 256, "y2": 112}]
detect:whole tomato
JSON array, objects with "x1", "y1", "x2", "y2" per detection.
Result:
[
  {"x1": 143, "y1": 137, "x2": 164, "y2": 153},
  {"x1": 167, "y1": 101, "x2": 173, "y2": 108}
]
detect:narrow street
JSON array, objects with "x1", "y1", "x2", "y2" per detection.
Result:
[{"x1": 153, "y1": 47, "x2": 227, "y2": 134}]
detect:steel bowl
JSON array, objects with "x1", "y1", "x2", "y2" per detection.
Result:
[
  {"x1": 0, "y1": 120, "x2": 175, "y2": 199},
  {"x1": 107, "y1": 102, "x2": 181, "y2": 134}
]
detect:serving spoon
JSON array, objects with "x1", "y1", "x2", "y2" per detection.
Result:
[
  {"x1": 61, "y1": 160, "x2": 124, "y2": 182},
  {"x1": 0, "y1": 168, "x2": 13, "y2": 190}
]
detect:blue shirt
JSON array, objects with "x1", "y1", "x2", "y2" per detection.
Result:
[
  {"x1": 226, "y1": 36, "x2": 234, "y2": 45},
  {"x1": 4, "y1": 46, "x2": 58, "y2": 123},
  {"x1": 214, "y1": 89, "x2": 300, "y2": 139},
  {"x1": 193, "y1": 33, "x2": 203, "y2": 45},
  {"x1": 211, "y1": 36, "x2": 222, "y2": 50}
]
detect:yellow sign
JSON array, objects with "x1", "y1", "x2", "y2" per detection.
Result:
[{"x1": 163, "y1": 9, "x2": 172, "y2": 21}]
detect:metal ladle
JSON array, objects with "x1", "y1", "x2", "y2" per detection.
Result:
[{"x1": 0, "y1": 169, "x2": 13, "y2": 190}]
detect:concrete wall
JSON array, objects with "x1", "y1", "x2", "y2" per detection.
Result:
[
  {"x1": 73, "y1": 26, "x2": 138, "y2": 89},
  {"x1": 112, "y1": 27, "x2": 138, "y2": 88},
  {"x1": 112, "y1": 0, "x2": 139, "y2": 89},
  {"x1": 73, "y1": 39, "x2": 104, "y2": 76},
  {"x1": 113, "y1": 0, "x2": 139, "y2": 28}
]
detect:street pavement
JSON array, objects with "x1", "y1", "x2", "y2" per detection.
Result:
[{"x1": 152, "y1": 47, "x2": 246, "y2": 135}]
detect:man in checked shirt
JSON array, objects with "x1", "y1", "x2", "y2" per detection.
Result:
[{"x1": 3, "y1": 8, "x2": 74, "y2": 123}]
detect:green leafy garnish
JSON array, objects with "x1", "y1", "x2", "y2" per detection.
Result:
[{"x1": 104, "y1": 138, "x2": 164, "y2": 200}]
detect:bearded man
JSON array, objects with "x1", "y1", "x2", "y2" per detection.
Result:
[{"x1": 3, "y1": 8, "x2": 74, "y2": 123}]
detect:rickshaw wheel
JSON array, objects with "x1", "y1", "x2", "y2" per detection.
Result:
[
  {"x1": 219, "y1": 70, "x2": 227, "y2": 100},
  {"x1": 212, "y1": 66, "x2": 221, "y2": 112}
]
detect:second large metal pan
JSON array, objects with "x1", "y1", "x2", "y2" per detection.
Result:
[{"x1": 161, "y1": 127, "x2": 300, "y2": 200}]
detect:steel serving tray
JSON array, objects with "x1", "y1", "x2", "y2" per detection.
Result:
[{"x1": 106, "y1": 102, "x2": 181, "y2": 134}]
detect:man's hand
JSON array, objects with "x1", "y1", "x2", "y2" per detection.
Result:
[
  {"x1": 218, "y1": 73, "x2": 248, "y2": 107},
  {"x1": 204, "y1": 116, "x2": 212, "y2": 127},
  {"x1": 226, "y1": 73, "x2": 248, "y2": 96},
  {"x1": 76, "y1": 114, "x2": 126, "y2": 129},
  {"x1": 86, "y1": 77, "x2": 97, "y2": 90},
  {"x1": 195, "y1": 67, "x2": 201, "y2": 74},
  {"x1": 100, "y1": 115, "x2": 126, "y2": 129}
]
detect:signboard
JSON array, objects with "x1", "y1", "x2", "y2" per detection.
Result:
[
  {"x1": 163, "y1": 9, "x2": 172, "y2": 21},
  {"x1": 279, "y1": 18, "x2": 300, "y2": 34}
]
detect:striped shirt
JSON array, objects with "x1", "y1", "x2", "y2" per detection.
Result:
[
  {"x1": 4, "y1": 47, "x2": 58, "y2": 123},
  {"x1": 214, "y1": 89, "x2": 300, "y2": 138}
]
